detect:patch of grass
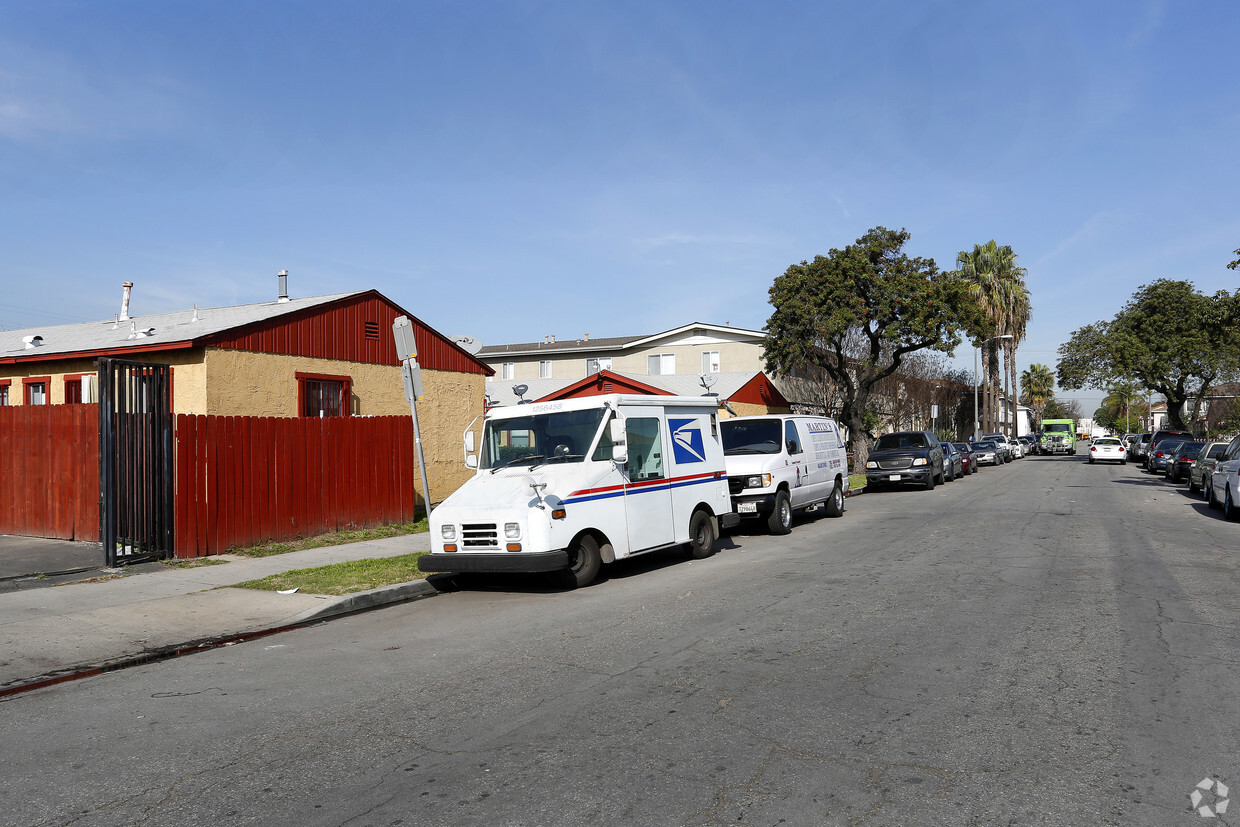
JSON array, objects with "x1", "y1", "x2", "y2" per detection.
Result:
[
  {"x1": 232, "y1": 552, "x2": 428, "y2": 596},
  {"x1": 229, "y1": 519, "x2": 429, "y2": 558},
  {"x1": 164, "y1": 557, "x2": 230, "y2": 569},
  {"x1": 849, "y1": 473, "x2": 867, "y2": 491}
]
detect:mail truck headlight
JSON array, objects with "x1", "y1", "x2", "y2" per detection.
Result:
[
  {"x1": 504, "y1": 522, "x2": 521, "y2": 540},
  {"x1": 441, "y1": 524, "x2": 457, "y2": 541}
]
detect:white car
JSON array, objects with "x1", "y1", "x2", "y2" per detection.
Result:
[
  {"x1": 1209, "y1": 433, "x2": 1240, "y2": 519},
  {"x1": 1088, "y1": 436, "x2": 1125, "y2": 464}
]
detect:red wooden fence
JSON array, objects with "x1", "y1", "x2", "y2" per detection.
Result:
[
  {"x1": 0, "y1": 405, "x2": 100, "y2": 541},
  {"x1": 173, "y1": 414, "x2": 421, "y2": 557}
]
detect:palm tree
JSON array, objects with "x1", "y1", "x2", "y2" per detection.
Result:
[
  {"x1": 1020, "y1": 363, "x2": 1055, "y2": 429},
  {"x1": 957, "y1": 241, "x2": 1030, "y2": 435}
]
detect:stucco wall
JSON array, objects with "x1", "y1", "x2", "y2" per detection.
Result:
[
  {"x1": 202, "y1": 349, "x2": 485, "y2": 502},
  {"x1": 0, "y1": 350, "x2": 207, "y2": 410},
  {"x1": 489, "y1": 340, "x2": 766, "y2": 382}
]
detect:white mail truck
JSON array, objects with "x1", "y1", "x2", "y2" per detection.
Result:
[
  {"x1": 720, "y1": 414, "x2": 849, "y2": 534},
  {"x1": 418, "y1": 394, "x2": 739, "y2": 587}
]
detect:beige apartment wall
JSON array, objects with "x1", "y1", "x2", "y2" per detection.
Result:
[
  {"x1": 486, "y1": 340, "x2": 766, "y2": 382},
  {"x1": 722, "y1": 400, "x2": 790, "y2": 418},
  {"x1": 0, "y1": 350, "x2": 207, "y2": 409}
]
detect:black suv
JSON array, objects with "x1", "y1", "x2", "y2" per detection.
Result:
[
  {"x1": 1143, "y1": 428, "x2": 1193, "y2": 469},
  {"x1": 865, "y1": 431, "x2": 945, "y2": 490}
]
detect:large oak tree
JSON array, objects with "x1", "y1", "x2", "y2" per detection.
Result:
[
  {"x1": 763, "y1": 227, "x2": 976, "y2": 466},
  {"x1": 1057, "y1": 279, "x2": 1240, "y2": 430}
]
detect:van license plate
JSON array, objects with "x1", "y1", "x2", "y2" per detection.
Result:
[
  {"x1": 739, "y1": 502, "x2": 758, "y2": 513},
  {"x1": 888, "y1": 474, "x2": 901, "y2": 481}
]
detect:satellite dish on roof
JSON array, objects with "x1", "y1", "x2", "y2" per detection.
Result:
[
  {"x1": 453, "y1": 334, "x2": 483, "y2": 355},
  {"x1": 513, "y1": 383, "x2": 530, "y2": 404},
  {"x1": 699, "y1": 374, "x2": 718, "y2": 389}
]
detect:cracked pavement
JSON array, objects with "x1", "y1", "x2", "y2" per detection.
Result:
[{"x1": 5, "y1": 453, "x2": 1239, "y2": 825}]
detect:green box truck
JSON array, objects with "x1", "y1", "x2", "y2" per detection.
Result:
[{"x1": 1040, "y1": 420, "x2": 1076, "y2": 455}]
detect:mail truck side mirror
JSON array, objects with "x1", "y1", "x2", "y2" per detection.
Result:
[{"x1": 610, "y1": 419, "x2": 628, "y2": 464}]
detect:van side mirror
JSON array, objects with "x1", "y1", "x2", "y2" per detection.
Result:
[
  {"x1": 609, "y1": 418, "x2": 627, "y2": 464},
  {"x1": 786, "y1": 440, "x2": 798, "y2": 454},
  {"x1": 465, "y1": 455, "x2": 478, "y2": 469},
  {"x1": 464, "y1": 431, "x2": 475, "y2": 453}
]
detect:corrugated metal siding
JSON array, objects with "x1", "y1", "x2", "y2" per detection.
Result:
[{"x1": 203, "y1": 292, "x2": 489, "y2": 375}]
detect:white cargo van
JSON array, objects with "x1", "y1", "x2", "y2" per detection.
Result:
[
  {"x1": 419, "y1": 394, "x2": 739, "y2": 587},
  {"x1": 720, "y1": 414, "x2": 849, "y2": 534}
]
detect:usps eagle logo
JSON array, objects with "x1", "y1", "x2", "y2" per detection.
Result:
[{"x1": 669, "y1": 418, "x2": 707, "y2": 464}]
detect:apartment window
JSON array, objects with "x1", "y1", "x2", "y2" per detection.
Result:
[
  {"x1": 539, "y1": 360, "x2": 552, "y2": 379},
  {"x1": 63, "y1": 374, "x2": 91, "y2": 405},
  {"x1": 502, "y1": 362, "x2": 515, "y2": 380},
  {"x1": 296, "y1": 372, "x2": 351, "y2": 417},
  {"x1": 701, "y1": 351, "x2": 721, "y2": 373},
  {"x1": 647, "y1": 353, "x2": 675, "y2": 375},
  {"x1": 0, "y1": 380, "x2": 9, "y2": 406},
  {"x1": 23, "y1": 377, "x2": 50, "y2": 406},
  {"x1": 586, "y1": 357, "x2": 612, "y2": 374}
]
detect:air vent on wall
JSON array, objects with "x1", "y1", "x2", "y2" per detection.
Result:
[{"x1": 364, "y1": 321, "x2": 380, "y2": 340}]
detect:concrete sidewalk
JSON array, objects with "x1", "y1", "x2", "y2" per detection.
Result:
[{"x1": 0, "y1": 533, "x2": 438, "y2": 696}]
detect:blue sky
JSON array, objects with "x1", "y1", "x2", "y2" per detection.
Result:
[{"x1": 2, "y1": 1, "x2": 1237, "y2": 408}]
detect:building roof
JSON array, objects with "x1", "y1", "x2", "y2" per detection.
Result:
[
  {"x1": 483, "y1": 370, "x2": 765, "y2": 407},
  {"x1": 477, "y1": 322, "x2": 766, "y2": 358},
  {"x1": 0, "y1": 292, "x2": 363, "y2": 362}
]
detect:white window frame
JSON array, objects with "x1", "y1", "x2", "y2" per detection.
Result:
[
  {"x1": 501, "y1": 362, "x2": 515, "y2": 380},
  {"x1": 586, "y1": 356, "x2": 612, "y2": 374},
  {"x1": 701, "y1": 351, "x2": 720, "y2": 374},
  {"x1": 539, "y1": 360, "x2": 552, "y2": 379},
  {"x1": 647, "y1": 353, "x2": 675, "y2": 375}
]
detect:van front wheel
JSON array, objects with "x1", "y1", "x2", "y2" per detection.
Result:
[
  {"x1": 767, "y1": 491, "x2": 792, "y2": 535},
  {"x1": 687, "y1": 510, "x2": 718, "y2": 558},
  {"x1": 564, "y1": 534, "x2": 602, "y2": 588}
]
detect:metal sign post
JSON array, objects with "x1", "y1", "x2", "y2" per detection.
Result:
[{"x1": 393, "y1": 316, "x2": 432, "y2": 516}]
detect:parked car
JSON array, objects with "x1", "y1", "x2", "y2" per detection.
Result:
[
  {"x1": 970, "y1": 440, "x2": 1002, "y2": 466},
  {"x1": 1209, "y1": 434, "x2": 1240, "y2": 518},
  {"x1": 1143, "y1": 429, "x2": 1194, "y2": 469},
  {"x1": 1018, "y1": 434, "x2": 1038, "y2": 455},
  {"x1": 1189, "y1": 441, "x2": 1229, "y2": 496},
  {"x1": 1166, "y1": 441, "x2": 1205, "y2": 482},
  {"x1": 953, "y1": 442, "x2": 978, "y2": 475},
  {"x1": 941, "y1": 441, "x2": 963, "y2": 481},
  {"x1": 865, "y1": 431, "x2": 945, "y2": 490},
  {"x1": 1088, "y1": 436, "x2": 1126, "y2": 464},
  {"x1": 1122, "y1": 433, "x2": 1140, "y2": 461},
  {"x1": 981, "y1": 433, "x2": 1013, "y2": 462},
  {"x1": 1147, "y1": 439, "x2": 1186, "y2": 474},
  {"x1": 1130, "y1": 432, "x2": 1152, "y2": 463}
]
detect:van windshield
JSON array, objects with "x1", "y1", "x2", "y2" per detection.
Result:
[
  {"x1": 1044, "y1": 423, "x2": 1073, "y2": 433},
  {"x1": 720, "y1": 419, "x2": 781, "y2": 455},
  {"x1": 480, "y1": 408, "x2": 606, "y2": 470}
]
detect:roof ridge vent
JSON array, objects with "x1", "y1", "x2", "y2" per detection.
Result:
[
  {"x1": 191, "y1": 304, "x2": 200, "y2": 322},
  {"x1": 22, "y1": 334, "x2": 43, "y2": 349}
]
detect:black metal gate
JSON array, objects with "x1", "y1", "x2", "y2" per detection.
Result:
[{"x1": 98, "y1": 358, "x2": 174, "y2": 566}]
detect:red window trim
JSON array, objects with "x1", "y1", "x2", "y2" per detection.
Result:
[
  {"x1": 63, "y1": 373, "x2": 91, "y2": 404},
  {"x1": 0, "y1": 379, "x2": 9, "y2": 407},
  {"x1": 23, "y1": 376, "x2": 51, "y2": 405},
  {"x1": 295, "y1": 371, "x2": 352, "y2": 417}
]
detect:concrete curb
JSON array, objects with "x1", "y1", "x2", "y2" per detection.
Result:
[{"x1": 1, "y1": 578, "x2": 445, "y2": 698}]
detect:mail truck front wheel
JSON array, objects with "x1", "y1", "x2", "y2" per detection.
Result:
[
  {"x1": 687, "y1": 510, "x2": 718, "y2": 559},
  {"x1": 564, "y1": 534, "x2": 602, "y2": 588}
]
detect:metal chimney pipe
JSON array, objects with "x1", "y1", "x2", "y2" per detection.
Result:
[
  {"x1": 277, "y1": 270, "x2": 289, "y2": 302},
  {"x1": 120, "y1": 281, "x2": 133, "y2": 320}
]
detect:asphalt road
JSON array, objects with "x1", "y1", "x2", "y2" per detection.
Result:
[{"x1": 5, "y1": 451, "x2": 1239, "y2": 826}]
